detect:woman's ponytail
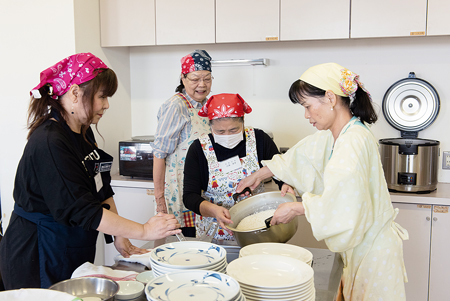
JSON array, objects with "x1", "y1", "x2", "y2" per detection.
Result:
[{"x1": 350, "y1": 88, "x2": 377, "y2": 124}]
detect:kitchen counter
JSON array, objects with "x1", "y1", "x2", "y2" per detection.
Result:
[{"x1": 111, "y1": 238, "x2": 343, "y2": 301}]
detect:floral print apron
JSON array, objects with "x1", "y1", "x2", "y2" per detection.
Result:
[
  {"x1": 164, "y1": 93, "x2": 210, "y2": 228},
  {"x1": 197, "y1": 127, "x2": 264, "y2": 240}
]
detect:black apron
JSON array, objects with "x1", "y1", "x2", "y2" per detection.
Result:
[{"x1": 12, "y1": 112, "x2": 114, "y2": 288}]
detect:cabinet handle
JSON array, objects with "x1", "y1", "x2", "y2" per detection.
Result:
[
  {"x1": 433, "y1": 217, "x2": 438, "y2": 222},
  {"x1": 426, "y1": 217, "x2": 431, "y2": 221}
]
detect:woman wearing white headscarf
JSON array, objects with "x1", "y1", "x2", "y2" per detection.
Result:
[{"x1": 237, "y1": 63, "x2": 408, "y2": 300}]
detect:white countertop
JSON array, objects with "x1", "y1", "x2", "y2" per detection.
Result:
[{"x1": 111, "y1": 173, "x2": 450, "y2": 205}]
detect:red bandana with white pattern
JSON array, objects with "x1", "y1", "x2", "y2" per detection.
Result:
[{"x1": 198, "y1": 93, "x2": 252, "y2": 120}]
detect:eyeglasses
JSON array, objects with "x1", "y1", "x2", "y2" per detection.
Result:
[{"x1": 185, "y1": 75, "x2": 214, "y2": 85}]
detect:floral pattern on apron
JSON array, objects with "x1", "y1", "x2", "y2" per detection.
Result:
[
  {"x1": 197, "y1": 127, "x2": 264, "y2": 240},
  {"x1": 164, "y1": 93, "x2": 210, "y2": 228}
]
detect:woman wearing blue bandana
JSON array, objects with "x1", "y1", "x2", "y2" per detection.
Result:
[{"x1": 151, "y1": 50, "x2": 213, "y2": 237}]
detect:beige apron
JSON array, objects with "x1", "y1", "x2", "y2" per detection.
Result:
[
  {"x1": 164, "y1": 93, "x2": 210, "y2": 228},
  {"x1": 196, "y1": 127, "x2": 264, "y2": 240}
]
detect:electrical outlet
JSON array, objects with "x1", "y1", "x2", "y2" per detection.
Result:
[{"x1": 443, "y1": 152, "x2": 450, "y2": 169}]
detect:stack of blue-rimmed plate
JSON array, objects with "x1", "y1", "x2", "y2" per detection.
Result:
[
  {"x1": 145, "y1": 270, "x2": 245, "y2": 301},
  {"x1": 149, "y1": 241, "x2": 227, "y2": 277},
  {"x1": 227, "y1": 254, "x2": 315, "y2": 301}
]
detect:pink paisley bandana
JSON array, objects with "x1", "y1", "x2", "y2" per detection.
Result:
[
  {"x1": 198, "y1": 93, "x2": 252, "y2": 120},
  {"x1": 31, "y1": 53, "x2": 108, "y2": 99}
]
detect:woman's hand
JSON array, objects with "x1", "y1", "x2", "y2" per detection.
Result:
[
  {"x1": 114, "y1": 237, "x2": 149, "y2": 258},
  {"x1": 143, "y1": 212, "x2": 181, "y2": 240},
  {"x1": 271, "y1": 202, "x2": 305, "y2": 225},
  {"x1": 199, "y1": 201, "x2": 233, "y2": 235},
  {"x1": 210, "y1": 205, "x2": 234, "y2": 235},
  {"x1": 236, "y1": 166, "x2": 274, "y2": 193},
  {"x1": 280, "y1": 184, "x2": 295, "y2": 196}
]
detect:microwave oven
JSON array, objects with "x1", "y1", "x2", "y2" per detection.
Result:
[{"x1": 119, "y1": 137, "x2": 154, "y2": 179}]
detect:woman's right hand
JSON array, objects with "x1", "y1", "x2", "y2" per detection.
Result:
[{"x1": 143, "y1": 212, "x2": 181, "y2": 240}]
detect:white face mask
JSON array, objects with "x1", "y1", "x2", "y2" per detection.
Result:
[{"x1": 213, "y1": 132, "x2": 243, "y2": 149}]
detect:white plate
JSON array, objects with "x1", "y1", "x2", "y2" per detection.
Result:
[
  {"x1": 136, "y1": 270, "x2": 155, "y2": 284},
  {"x1": 226, "y1": 254, "x2": 314, "y2": 289},
  {"x1": 244, "y1": 288, "x2": 314, "y2": 301},
  {"x1": 239, "y1": 243, "x2": 313, "y2": 264},
  {"x1": 241, "y1": 285, "x2": 314, "y2": 299},
  {"x1": 150, "y1": 242, "x2": 226, "y2": 269},
  {"x1": 151, "y1": 258, "x2": 227, "y2": 274},
  {"x1": 145, "y1": 270, "x2": 240, "y2": 301},
  {"x1": 0, "y1": 289, "x2": 80, "y2": 301},
  {"x1": 239, "y1": 279, "x2": 313, "y2": 295},
  {"x1": 116, "y1": 281, "x2": 144, "y2": 300}
]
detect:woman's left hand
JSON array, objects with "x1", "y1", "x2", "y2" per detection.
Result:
[
  {"x1": 280, "y1": 184, "x2": 295, "y2": 196},
  {"x1": 114, "y1": 236, "x2": 149, "y2": 258},
  {"x1": 271, "y1": 202, "x2": 305, "y2": 225}
]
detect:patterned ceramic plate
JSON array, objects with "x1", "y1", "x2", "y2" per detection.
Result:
[
  {"x1": 150, "y1": 242, "x2": 226, "y2": 268},
  {"x1": 145, "y1": 270, "x2": 240, "y2": 301}
]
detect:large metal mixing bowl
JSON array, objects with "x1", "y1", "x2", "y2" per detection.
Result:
[
  {"x1": 49, "y1": 277, "x2": 119, "y2": 301},
  {"x1": 225, "y1": 191, "x2": 298, "y2": 247}
]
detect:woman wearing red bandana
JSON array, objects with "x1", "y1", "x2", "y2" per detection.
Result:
[
  {"x1": 151, "y1": 50, "x2": 213, "y2": 237},
  {"x1": 0, "y1": 53, "x2": 181, "y2": 289},
  {"x1": 183, "y1": 93, "x2": 294, "y2": 241}
]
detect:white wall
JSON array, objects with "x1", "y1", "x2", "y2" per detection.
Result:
[
  {"x1": 0, "y1": 0, "x2": 76, "y2": 230},
  {"x1": 0, "y1": 0, "x2": 132, "y2": 231},
  {"x1": 129, "y1": 36, "x2": 450, "y2": 183}
]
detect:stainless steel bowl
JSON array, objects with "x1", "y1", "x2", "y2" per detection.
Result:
[
  {"x1": 49, "y1": 277, "x2": 119, "y2": 301},
  {"x1": 225, "y1": 191, "x2": 298, "y2": 247}
]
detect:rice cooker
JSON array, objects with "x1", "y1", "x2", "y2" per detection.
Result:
[{"x1": 379, "y1": 72, "x2": 440, "y2": 193}]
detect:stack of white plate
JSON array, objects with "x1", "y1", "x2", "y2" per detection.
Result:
[
  {"x1": 239, "y1": 242, "x2": 313, "y2": 266},
  {"x1": 150, "y1": 241, "x2": 227, "y2": 277},
  {"x1": 227, "y1": 254, "x2": 315, "y2": 301},
  {"x1": 145, "y1": 270, "x2": 245, "y2": 301}
]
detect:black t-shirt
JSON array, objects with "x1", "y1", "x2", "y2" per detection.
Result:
[
  {"x1": 13, "y1": 119, "x2": 111, "y2": 230},
  {"x1": 183, "y1": 128, "x2": 282, "y2": 215}
]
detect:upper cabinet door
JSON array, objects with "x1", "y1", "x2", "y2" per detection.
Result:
[
  {"x1": 427, "y1": 0, "x2": 450, "y2": 36},
  {"x1": 155, "y1": 0, "x2": 215, "y2": 45},
  {"x1": 216, "y1": 0, "x2": 279, "y2": 43},
  {"x1": 351, "y1": 0, "x2": 427, "y2": 38},
  {"x1": 280, "y1": 0, "x2": 350, "y2": 41},
  {"x1": 100, "y1": 0, "x2": 156, "y2": 47}
]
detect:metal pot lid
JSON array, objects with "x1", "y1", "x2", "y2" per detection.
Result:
[
  {"x1": 379, "y1": 138, "x2": 440, "y2": 146},
  {"x1": 382, "y1": 72, "x2": 440, "y2": 132}
]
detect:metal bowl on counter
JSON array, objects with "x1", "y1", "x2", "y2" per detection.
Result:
[
  {"x1": 49, "y1": 277, "x2": 119, "y2": 301},
  {"x1": 225, "y1": 190, "x2": 298, "y2": 247}
]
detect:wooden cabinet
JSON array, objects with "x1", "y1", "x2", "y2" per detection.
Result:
[
  {"x1": 102, "y1": 186, "x2": 156, "y2": 266},
  {"x1": 351, "y1": 0, "x2": 427, "y2": 38},
  {"x1": 100, "y1": 0, "x2": 155, "y2": 47},
  {"x1": 155, "y1": 0, "x2": 215, "y2": 45},
  {"x1": 427, "y1": 0, "x2": 450, "y2": 36},
  {"x1": 216, "y1": 0, "x2": 279, "y2": 43},
  {"x1": 393, "y1": 202, "x2": 450, "y2": 301},
  {"x1": 280, "y1": 0, "x2": 350, "y2": 41}
]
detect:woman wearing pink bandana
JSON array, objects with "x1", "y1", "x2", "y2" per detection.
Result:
[
  {"x1": 183, "y1": 93, "x2": 294, "y2": 240},
  {"x1": 236, "y1": 63, "x2": 408, "y2": 300},
  {"x1": 151, "y1": 50, "x2": 213, "y2": 238},
  {"x1": 0, "y1": 53, "x2": 181, "y2": 289}
]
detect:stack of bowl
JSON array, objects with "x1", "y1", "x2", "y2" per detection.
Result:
[
  {"x1": 239, "y1": 242, "x2": 313, "y2": 266},
  {"x1": 145, "y1": 270, "x2": 245, "y2": 301},
  {"x1": 227, "y1": 254, "x2": 315, "y2": 301},
  {"x1": 149, "y1": 241, "x2": 227, "y2": 277}
]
